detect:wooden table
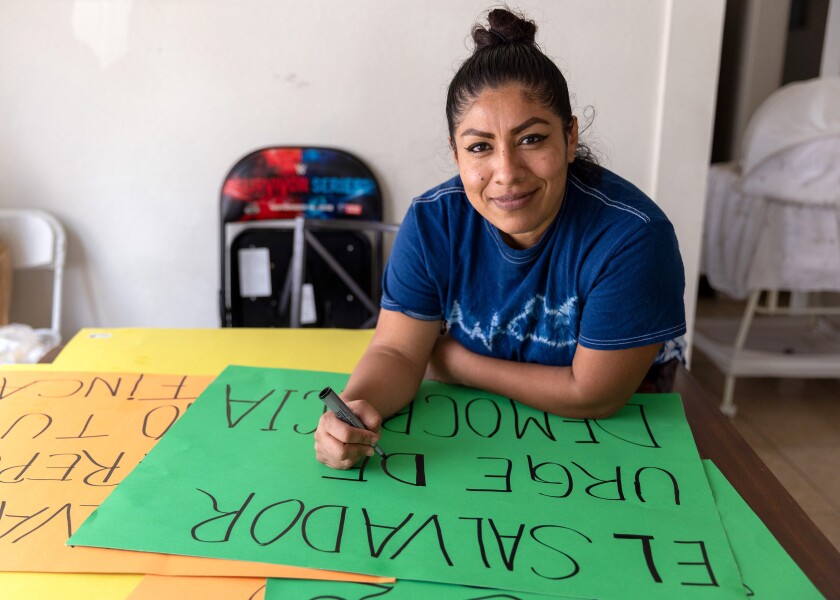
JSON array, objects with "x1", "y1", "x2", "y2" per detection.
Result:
[{"x1": 675, "y1": 366, "x2": 840, "y2": 598}]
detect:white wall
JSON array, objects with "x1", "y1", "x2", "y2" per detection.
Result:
[
  {"x1": 653, "y1": 0, "x2": 725, "y2": 359},
  {"x1": 823, "y1": 0, "x2": 840, "y2": 76},
  {"x1": 730, "y1": 0, "x2": 792, "y2": 158},
  {"x1": 0, "y1": 0, "x2": 724, "y2": 348}
]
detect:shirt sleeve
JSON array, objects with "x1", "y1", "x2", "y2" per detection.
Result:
[
  {"x1": 577, "y1": 219, "x2": 686, "y2": 350},
  {"x1": 380, "y1": 203, "x2": 445, "y2": 321}
]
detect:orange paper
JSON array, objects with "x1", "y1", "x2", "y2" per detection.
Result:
[
  {"x1": 0, "y1": 370, "x2": 390, "y2": 583},
  {"x1": 128, "y1": 575, "x2": 266, "y2": 600}
]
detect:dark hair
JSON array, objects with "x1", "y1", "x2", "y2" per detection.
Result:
[{"x1": 446, "y1": 7, "x2": 599, "y2": 182}]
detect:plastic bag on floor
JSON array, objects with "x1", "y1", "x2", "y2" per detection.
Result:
[{"x1": 0, "y1": 323, "x2": 61, "y2": 364}]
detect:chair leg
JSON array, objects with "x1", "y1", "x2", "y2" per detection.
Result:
[
  {"x1": 733, "y1": 290, "x2": 761, "y2": 351},
  {"x1": 720, "y1": 375, "x2": 737, "y2": 418},
  {"x1": 720, "y1": 290, "x2": 761, "y2": 418}
]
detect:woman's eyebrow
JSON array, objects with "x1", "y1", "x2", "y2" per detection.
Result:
[
  {"x1": 460, "y1": 127, "x2": 494, "y2": 139},
  {"x1": 512, "y1": 116, "x2": 550, "y2": 134},
  {"x1": 460, "y1": 116, "x2": 551, "y2": 139}
]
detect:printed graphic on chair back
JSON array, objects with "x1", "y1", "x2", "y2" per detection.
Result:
[{"x1": 220, "y1": 147, "x2": 382, "y2": 224}]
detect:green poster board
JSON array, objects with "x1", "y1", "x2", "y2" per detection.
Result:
[
  {"x1": 266, "y1": 578, "x2": 552, "y2": 599},
  {"x1": 263, "y1": 461, "x2": 826, "y2": 599},
  {"x1": 702, "y1": 461, "x2": 823, "y2": 599},
  {"x1": 70, "y1": 366, "x2": 744, "y2": 599}
]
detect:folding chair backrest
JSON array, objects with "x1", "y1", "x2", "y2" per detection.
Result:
[
  {"x1": 219, "y1": 147, "x2": 393, "y2": 328},
  {"x1": 0, "y1": 208, "x2": 66, "y2": 333}
]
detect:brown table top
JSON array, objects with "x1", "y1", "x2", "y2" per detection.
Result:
[{"x1": 675, "y1": 365, "x2": 840, "y2": 598}]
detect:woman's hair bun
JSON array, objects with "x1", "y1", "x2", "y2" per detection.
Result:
[{"x1": 472, "y1": 7, "x2": 537, "y2": 49}]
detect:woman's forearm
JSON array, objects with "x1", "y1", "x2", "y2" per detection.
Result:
[
  {"x1": 342, "y1": 344, "x2": 428, "y2": 417},
  {"x1": 341, "y1": 310, "x2": 442, "y2": 418},
  {"x1": 436, "y1": 337, "x2": 660, "y2": 419}
]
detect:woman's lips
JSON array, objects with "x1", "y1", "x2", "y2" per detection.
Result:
[{"x1": 491, "y1": 190, "x2": 534, "y2": 211}]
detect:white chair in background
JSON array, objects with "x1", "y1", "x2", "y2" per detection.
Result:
[
  {"x1": 696, "y1": 77, "x2": 840, "y2": 417},
  {"x1": 0, "y1": 208, "x2": 67, "y2": 362}
]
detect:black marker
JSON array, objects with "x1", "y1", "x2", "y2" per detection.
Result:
[{"x1": 319, "y1": 387, "x2": 386, "y2": 458}]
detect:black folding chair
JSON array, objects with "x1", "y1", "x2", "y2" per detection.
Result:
[{"x1": 219, "y1": 147, "x2": 398, "y2": 328}]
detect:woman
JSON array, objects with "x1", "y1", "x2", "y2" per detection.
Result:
[{"x1": 315, "y1": 8, "x2": 686, "y2": 469}]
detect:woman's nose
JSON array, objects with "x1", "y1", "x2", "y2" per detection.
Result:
[{"x1": 493, "y1": 147, "x2": 525, "y2": 184}]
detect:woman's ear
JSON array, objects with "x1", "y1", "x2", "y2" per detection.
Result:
[
  {"x1": 567, "y1": 116, "x2": 579, "y2": 163},
  {"x1": 449, "y1": 137, "x2": 458, "y2": 163}
]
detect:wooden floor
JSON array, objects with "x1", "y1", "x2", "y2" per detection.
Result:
[{"x1": 690, "y1": 293, "x2": 840, "y2": 553}]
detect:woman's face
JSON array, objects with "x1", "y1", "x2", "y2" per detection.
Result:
[{"x1": 452, "y1": 84, "x2": 578, "y2": 249}]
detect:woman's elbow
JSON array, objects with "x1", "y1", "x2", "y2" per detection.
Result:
[{"x1": 563, "y1": 392, "x2": 632, "y2": 420}]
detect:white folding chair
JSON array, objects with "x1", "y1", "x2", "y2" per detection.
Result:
[{"x1": 0, "y1": 208, "x2": 67, "y2": 359}]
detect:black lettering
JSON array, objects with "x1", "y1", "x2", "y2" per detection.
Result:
[
  {"x1": 530, "y1": 524, "x2": 592, "y2": 580},
  {"x1": 129, "y1": 374, "x2": 194, "y2": 401},
  {"x1": 614, "y1": 533, "x2": 662, "y2": 582},
  {"x1": 465, "y1": 397, "x2": 502, "y2": 438},
  {"x1": 0, "y1": 377, "x2": 35, "y2": 399},
  {"x1": 466, "y1": 457, "x2": 511, "y2": 492},
  {"x1": 561, "y1": 418, "x2": 599, "y2": 444},
  {"x1": 527, "y1": 455, "x2": 573, "y2": 498},
  {"x1": 322, "y1": 456, "x2": 371, "y2": 482},
  {"x1": 127, "y1": 373, "x2": 145, "y2": 400},
  {"x1": 510, "y1": 400, "x2": 555, "y2": 441},
  {"x1": 36, "y1": 379, "x2": 84, "y2": 398},
  {"x1": 675, "y1": 540, "x2": 718, "y2": 586},
  {"x1": 28, "y1": 453, "x2": 81, "y2": 481},
  {"x1": 634, "y1": 467, "x2": 680, "y2": 505},
  {"x1": 225, "y1": 385, "x2": 275, "y2": 428},
  {"x1": 460, "y1": 517, "x2": 490, "y2": 567},
  {"x1": 572, "y1": 462, "x2": 625, "y2": 501},
  {"x1": 594, "y1": 403, "x2": 661, "y2": 448},
  {"x1": 309, "y1": 583, "x2": 394, "y2": 600},
  {"x1": 301, "y1": 504, "x2": 348, "y2": 553},
  {"x1": 488, "y1": 519, "x2": 524, "y2": 570},
  {"x1": 381, "y1": 453, "x2": 426, "y2": 486},
  {"x1": 293, "y1": 390, "x2": 323, "y2": 435},
  {"x1": 1, "y1": 413, "x2": 52, "y2": 439},
  {"x1": 260, "y1": 389, "x2": 294, "y2": 431},
  {"x1": 168, "y1": 375, "x2": 189, "y2": 400},
  {"x1": 422, "y1": 394, "x2": 458, "y2": 437},
  {"x1": 0, "y1": 501, "x2": 73, "y2": 542},
  {"x1": 55, "y1": 414, "x2": 108, "y2": 439},
  {"x1": 358, "y1": 583, "x2": 395, "y2": 599},
  {"x1": 0, "y1": 378, "x2": 81, "y2": 400},
  {"x1": 12, "y1": 503, "x2": 72, "y2": 542},
  {"x1": 191, "y1": 489, "x2": 254, "y2": 543},
  {"x1": 361, "y1": 509, "x2": 413, "y2": 558},
  {"x1": 0, "y1": 502, "x2": 48, "y2": 540},
  {"x1": 389, "y1": 514, "x2": 453, "y2": 566},
  {"x1": 82, "y1": 450, "x2": 125, "y2": 486},
  {"x1": 84, "y1": 376, "x2": 121, "y2": 398},
  {"x1": 381, "y1": 402, "x2": 413, "y2": 435},
  {"x1": 0, "y1": 453, "x2": 39, "y2": 483},
  {"x1": 250, "y1": 498, "x2": 305, "y2": 546},
  {"x1": 142, "y1": 405, "x2": 181, "y2": 439},
  {"x1": 247, "y1": 584, "x2": 267, "y2": 600}
]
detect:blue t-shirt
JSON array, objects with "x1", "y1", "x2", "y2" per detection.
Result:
[{"x1": 381, "y1": 167, "x2": 686, "y2": 366}]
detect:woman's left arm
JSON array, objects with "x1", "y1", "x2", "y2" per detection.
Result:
[{"x1": 426, "y1": 336, "x2": 660, "y2": 419}]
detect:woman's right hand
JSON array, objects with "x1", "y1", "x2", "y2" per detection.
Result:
[{"x1": 314, "y1": 399, "x2": 383, "y2": 470}]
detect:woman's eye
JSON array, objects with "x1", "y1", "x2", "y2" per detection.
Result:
[
  {"x1": 520, "y1": 133, "x2": 546, "y2": 145},
  {"x1": 466, "y1": 142, "x2": 491, "y2": 153}
]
